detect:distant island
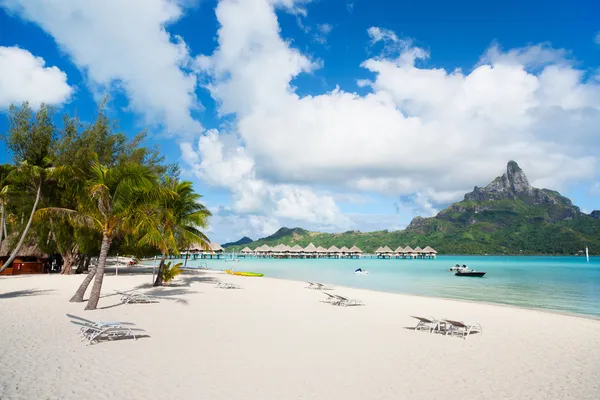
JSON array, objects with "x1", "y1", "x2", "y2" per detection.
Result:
[{"x1": 225, "y1": 161, "x2": 600, "y2": 255}]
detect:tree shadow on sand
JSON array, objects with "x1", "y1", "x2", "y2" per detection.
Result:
[
  {"x1": 0, "y1": 289, "x2": 55, "y2": 299},
  {"x1": 98, "y1": 287, "x2": 197, "y2": 309}
]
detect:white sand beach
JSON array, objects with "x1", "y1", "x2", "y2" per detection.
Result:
[{"x1": 1, "y1": 269, "x2": 599, "y2": 400}]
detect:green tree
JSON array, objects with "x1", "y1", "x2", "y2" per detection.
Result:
[
  {"x1": 137, "y1": 177, "x2": 211, "y2": 286},
  {"x1": 38, "y1": 162, "x2": 160, "y2": 310}
]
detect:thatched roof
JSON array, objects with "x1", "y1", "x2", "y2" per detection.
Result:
[
  {"x1": 209, "y1": 242, "x2": 224, "y2": 252},
  {"x1": 304, "y1": 243, "x2": 317, "y2": 253},
  {"x1": 339, "y1": 246, "x2": 350, "y2": 252},
  {"x1": 316, "y1": 246, "x2": 328, "y2": 253},
  {"x1": 349, "y1": 245, "x2": 362, "y2": 253},
  {"x1": 413, "y1": 246, "x2": 423, "y2": 253},
  {"x1": 422, "y1": 245, "x2": 437, "y2": 254},
  {"x1": 327, "y1": 245, "x2": 340, "y2": 253},
  {"x1": 290, "y1": 245, "x2": 304, "y2": 253},
  {"x1": 0, "y1": 239, "x2": 47, "y2": 258},
  {"x1": 272, "y1": 244, "x2": 288, "y2": 253},
  {"x1": 241, "y1": 247, "x2": 253, "y2": 253},
  {"x1": 394, "y1": 246, "x2": 404, "y2": 253},
  {"x1": 404, "y1": 246, "x2": 414, "y2": 253},
  {"x1": 381, "y1": 246, "x2": 393, "y2": 253}
]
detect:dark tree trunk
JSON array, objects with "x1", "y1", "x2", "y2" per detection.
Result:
[
  {"x1": 153, "y1": 252, "x2": 167, "y2": 287},
  {"x1": 75, "y1": 254, "x2": 86, "y2": 274},
  {"x1": 83, "y1": 255, "x2": 91, "y2": 272},
  {"x1": 85, "y1": 233, "x2": 112, "y2": 310},
  {"x1": 61, "y1": 247, "x2": 78, "y2": 275}
]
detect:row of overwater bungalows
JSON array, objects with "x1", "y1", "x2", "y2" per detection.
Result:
[
  {"x1": 237, "y1": 243, "x2": 437, "y2": 259},
  {"x1": 373, "y1": 246, "x2": 437, "y2": 259}
]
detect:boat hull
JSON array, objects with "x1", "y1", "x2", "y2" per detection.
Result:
[
  {"x1": 225, "y1": 269, "x2": 264, "y2": 277},
  {"x1": 455, "y1": 271, "x2": 486, "y2": 277}
]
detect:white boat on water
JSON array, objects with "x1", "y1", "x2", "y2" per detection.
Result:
[{"x1": 449, "y1": 265, "x2": 469, "y2": 272}]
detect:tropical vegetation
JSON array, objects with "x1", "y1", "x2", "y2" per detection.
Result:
[{"x1": 0, "y1": 101, "x2": 212, "y2": 309}]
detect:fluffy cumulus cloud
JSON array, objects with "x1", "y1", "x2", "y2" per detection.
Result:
[
  {"x1": 189, "y1": 0, "x2": 600, "y2": 227},
  {"x1": 181, "y1": 130, "x2": 353, "y2": 231},
  {"x1": 0, "y1": 46, "x2": 72, "y2": 109},
  {"x1": 1, "y1": 0, "x2": 201, "y2": 134}
]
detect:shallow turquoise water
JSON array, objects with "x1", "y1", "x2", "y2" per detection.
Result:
[{"x1": 154, "y1": 255, "x2": 600, "y2": 317}]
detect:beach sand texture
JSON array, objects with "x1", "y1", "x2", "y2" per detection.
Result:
[{"x1": 1, "y1": 270, "x2": 599, "y2": 400}]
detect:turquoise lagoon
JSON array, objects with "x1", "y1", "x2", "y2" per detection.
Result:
[{"x1": 164, "y1": 256, "x2": 600, "y2": 317}]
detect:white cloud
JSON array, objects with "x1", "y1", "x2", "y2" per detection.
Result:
[
  {"x1": 1, "y1": 0, "x2": 202, "y2": 134},
  {"x1": 187, "y1": 0, "x2": 600, "y2": 238},
  {"x1": 313, "y1": 23, "x2": 332, "y2": 44},
  {"x1": 180, "y1": 130, "x2": 353, "y2": 229},
  {"x1": 0, "y1": 46, "x2": 72, "y2": 109}
]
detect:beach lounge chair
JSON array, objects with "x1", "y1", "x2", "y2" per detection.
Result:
[
  {"x1": 443, "y1": 319, "x2": 482, "y2": 339},
  {"x1": 70, "y1": 321, "x2": 146, "y2": 345},
  {"x1": 332, "y1": 294, "x2": 364, "y2": 307},
  {"x1": 216, "y1": 282, "x2": 242, "y2": 289},
  {"x1": 115, "y1": 290, "x2": 159, "y2": 304},
  {"x1": 410, "y1": 316, "x2": 442, "y2": 333},
  {"x1": 67, "y1": 314, "x2": 144, "y2": 346},
  {"x1": 322, "y1": 292, "x2": 342, "y2": 305},
  {"x1": 66, "y1": 314, "x2": 136, "y2": 332},
  {"x1": 306, "y1": 282, "x2": 333, "y2": 290}
]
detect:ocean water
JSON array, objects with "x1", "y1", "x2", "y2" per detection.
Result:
[{"x1": 156, "y1": 255, "x2": 600, "y2": 317}]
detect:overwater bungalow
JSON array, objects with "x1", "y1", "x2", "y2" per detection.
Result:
[
  {"x1": 413, "y1": 246, "x2": 424, "y2": 259},
  {"x1": 290, "y1": 245, "x2": 304, "y2": 257},
  {"x1": 348, "y1": 245, "x2": 363, "y2": 259},
  {"x1": 422, "y1": 246, "x2": 437, "y2": 259},
  {"x1": 376, "y1": 246, "x2": 393, "y2": 259},
  {"x1": 304, "y1": 243, "x2": 318, "y2": 258},
  {"x1": 316, "y1": 246, "x2": 328, "y2": 258},
  {"x1": 339, "y1": 246, "x2": 350, "y2": 257},
  {"x1": 327, "y1": 245, "x2": 341, "y2": 258}
]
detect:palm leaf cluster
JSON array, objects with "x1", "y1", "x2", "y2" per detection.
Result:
[{"x1": 1, "y1": 101, "x2": 212, "y2": 310}]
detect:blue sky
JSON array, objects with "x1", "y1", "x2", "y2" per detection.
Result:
[{"x1": 1, "y1": 0, "x2": 599, "y2": 243}]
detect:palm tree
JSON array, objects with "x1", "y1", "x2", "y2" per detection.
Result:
[
  {"x1": 137, "y1": 178, "x2": 211, "y2": 286},
  {"x1": 37, "y1": 162, "x2": 160, "y2": 310},
  {"x1": 0, "y1": 161, "x2": 53, "y2": 273}
]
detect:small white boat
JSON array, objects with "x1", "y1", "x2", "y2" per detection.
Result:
[{"x1": 449, "y1": 265, "x2": 469, "y2": 272}]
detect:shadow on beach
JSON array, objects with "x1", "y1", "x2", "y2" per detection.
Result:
[{"x1": 0, "y1": 289, "x2": 55, "y2": 299}]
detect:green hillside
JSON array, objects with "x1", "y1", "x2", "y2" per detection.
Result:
[{"x1": 226, "y1": 162, "x2": 600, "y2": 255}]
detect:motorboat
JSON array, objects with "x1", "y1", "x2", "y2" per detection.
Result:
[
  {"x1": 455, "y1": 270, "x2": 486, "y2": 277},
  {"x1": 449, "y1": 264, "x2": 469, "y2": 272}
]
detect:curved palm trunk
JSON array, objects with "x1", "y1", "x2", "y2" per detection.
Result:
[
  {"x1": 153, "y1": 252, "x2": 167, "y2": 286},
  {"x1": 0, "y1": 183, "x2": 42, "y2": 273},
  {"x1": 70, "y1": 264, "x2": 96, "y2": 302},
  {"x1": 85, "y1": 233, "x2": 112, "y2": 310}
]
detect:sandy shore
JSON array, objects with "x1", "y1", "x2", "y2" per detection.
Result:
[{"x1": 1, "y1": 269, "x2": 599, "y2": 400}]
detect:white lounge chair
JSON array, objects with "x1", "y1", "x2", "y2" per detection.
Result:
[
  {"x1": 115, "y1": 290, "x2": 159, "y2": 304},
  {"x1": 216, "y1": 282, "x2": 242, "y2": 289},
  {"x1": 443, "y1": 319, "x2": 482, "y2": 339},
  {"x1": 306, "y1": 282, "x2": 333, "y2": 290},
  {"x1": 332, "y1": 294, "x2": 364, "y2": 307},
  {"x1": 322, "y1": 292, "x2": 341, "y2": 304},
  {"x1": 411, "y1": 316, "x2": 443, "y2": 333},
  {"x1": 67, "y1": 315, "x2": 145, "y2": 346}
]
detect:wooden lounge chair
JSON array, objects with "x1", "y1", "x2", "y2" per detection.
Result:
[
  {"x1": 443, "y1": 319, "x2": 482, "y2": 339},
  {"x1": 410, "y1": 316, "x2": 443, "y2": 333},
  {"x1": 115, "y1": 290, "x2": 159, "y2": 304}
]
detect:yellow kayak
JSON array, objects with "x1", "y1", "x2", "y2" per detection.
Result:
[{"x1": 225, "y1": 269, "x2": 264, "y2": 277}]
